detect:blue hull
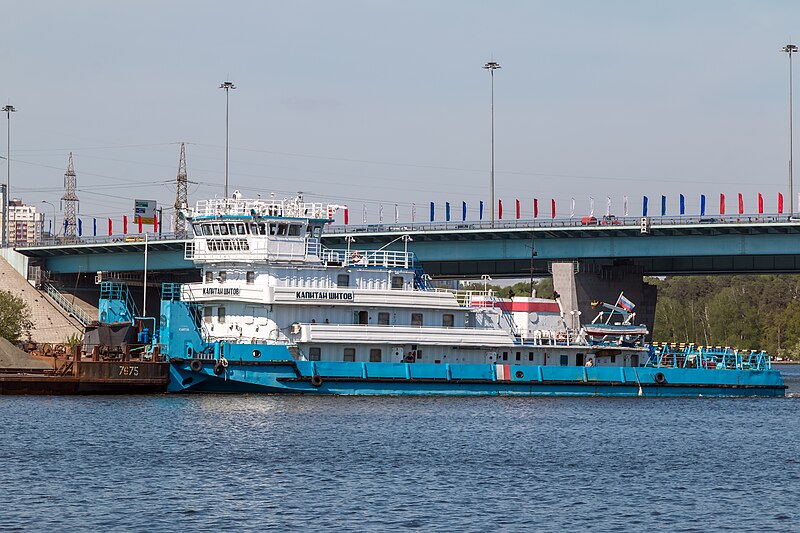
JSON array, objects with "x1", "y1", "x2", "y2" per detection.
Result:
[{"x1": 168, "y1": 354, "x2": 786, "y2": 398}]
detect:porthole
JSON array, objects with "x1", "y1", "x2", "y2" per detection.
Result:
[
  {"x1": 515, "y1": 370, "x2": 524, "y2": 379},
  {"x1": 252, "y1": 349, "x2": 261, "y2": 358}
]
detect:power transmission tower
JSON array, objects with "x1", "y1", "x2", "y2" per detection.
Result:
[
  {"x1": 61, "y1": 152, "x2": 79, "y2": 239},
  {"x1": 173, "y1": 142, "x2": 189, "y2": 238}
]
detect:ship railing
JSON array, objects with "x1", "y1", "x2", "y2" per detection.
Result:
[
  {"x1": 645, "y1": 343, "x2": 771, "y2": 370},
  {"x1": 193, "y1": 198, "x2": 337, "y2": 220},
  {"x1": 518, "y1": 329, "x2": 585, "y2": 346},
  {"x1": 44, "y1": 284, "x2": 93, "y2": 327},
  {"x1": 321, "y1": 248, "x2": 416, "y2": 269}
]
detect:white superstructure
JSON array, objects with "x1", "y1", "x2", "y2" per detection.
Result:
[{"x1": 181, "y1": 193, "x2": 647, "y2": 368}]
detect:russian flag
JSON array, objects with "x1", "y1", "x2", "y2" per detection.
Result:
[{"x1": 618, "y1": 294, "x2": 635, "y2": 312}]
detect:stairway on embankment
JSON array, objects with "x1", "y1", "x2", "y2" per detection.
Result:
[{"x1": 0, "y1": 257, "x2": 82, "y2": 343}]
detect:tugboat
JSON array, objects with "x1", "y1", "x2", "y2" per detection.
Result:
[{"x1": 97, "y1": 192, "x2": 785, "y2": 397}]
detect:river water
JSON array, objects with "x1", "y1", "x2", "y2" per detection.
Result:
[{"x1": 1, "y1": 365, "x2": 799, "y2": 532}]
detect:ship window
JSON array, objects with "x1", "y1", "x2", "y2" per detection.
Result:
[
  {"x1": 269, "y1": 223, "x2": 278, "y2": 235},
  {"x1": 250, "y1": 223, "x2": 259, "y2": 235},
  {"x1": 309, "y1": 347, "x2": 321, "y2": 361},
  {"x1": 205, "y1": 271, "x2": 213, "y2": 283},
  {"x1": 218, "y1": 271, "x2": 227, "y2": 282},
  {"x1": 369, "y1": 349, "x2": 382, "y2": 362},
  {"x1": 391, "y1": 276, "x2": 404, "y2": 289},
  {"x1": 201, "y1": 224, "x2": 212, "y2": 236},
  {"x1": 560, "y1": 354, "x2": 569, "y2": 366},
  {"x1": 277, "y1": 223, "x2": 289, "y2": 236},
  {"x1": 576, "y1": 353, "x2": 584, "y2": 366},
  {"x1": 257, "y1": 223, "x2": 266, "y2": 235},
  {"x1": 212, "y1": 224, "x2": 221, "y2": 235},
  {"x1": 502, "y1": 351, "x2": 508, "y2": 361},
  {"x1": 611, "y1": 355, "x2": 616, "y2": 363},
  {"x1": 337, "y1": 274, "x2": 350, "y2": 288},
  {"x1": 528, "y1": 351, "x2": 534, "y2": 361},
  {"x1": 217, "y1": 307, "x2": 226, "y2": 323},
  {"x1": 411, "y1": 313, "x2": 423, "y2": 326},
  {"x1": 246, "y1": 271, "x2": 255, "y2": 285},
  {"x1": 516, "y1": 351, "x2": 521, "y2": 361},
  {"x1": 218, "y1": 224, "x2": 229, "y2": 235},
  {"x1": 236, "y1": 223, "x2": 247, "y2": 235},
  {"x1": 377, "y1": 312, "x2": 390, "y2": 325},
  {"x1": 203, "y1": 307, "x2": 213, "y2": 323},
  {"x1": 288, "y1": 224, "x2": 301, "y2": 236},
  {"x1": 343, "y1": 348, "x2": 355, "y2": 362},
  {"x1": 442, "y1": 314, "x2": 454, "y2": 327}
]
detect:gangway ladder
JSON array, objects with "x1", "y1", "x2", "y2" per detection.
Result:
[
  {"x1": 44, "y1": 284, "x2": 93, "y2": 327},
  {"x1": 489, "y1": 293, "x2": 519, "y2": 338}
]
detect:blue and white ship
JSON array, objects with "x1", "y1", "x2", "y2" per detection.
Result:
[{"x1": 98, "y1": 192, "x2": 786, "y2": 396}]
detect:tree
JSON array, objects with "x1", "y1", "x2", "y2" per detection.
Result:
[{"x1": 0, "y1": 289, "x2": 33, "y2": 343}]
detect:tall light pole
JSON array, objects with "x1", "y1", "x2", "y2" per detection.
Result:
[
  {"x1": 219, "y1": 81, "x2": 236, "y2": 198},
  {"x1": 783, "y1": 44, "x2": 797, "y2": 217},
  {"x1": 483, "y1": 61, "x2": 501, "y2": 225},
  {"x1": 2, "y1": 104, "x2": 16, "y2": 248},
  {"x1": 41, "y1": 200, "x2": 56, "y2": 240}
]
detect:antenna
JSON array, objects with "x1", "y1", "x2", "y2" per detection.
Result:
[
  {"x1": 61, "y1": 152, "x2": 79, "y2": 239},
  {"x1": 173, "y1": 142, "x2": 189, "y2": 238}
]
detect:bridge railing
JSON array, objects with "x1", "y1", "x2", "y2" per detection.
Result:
[{"x1": 16, "y1": 232, "x2": 181, "y2": 248}]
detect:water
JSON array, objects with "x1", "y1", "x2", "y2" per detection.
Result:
[{"x1": 1, "y1": 366, "x2": 799, "y2": 532}]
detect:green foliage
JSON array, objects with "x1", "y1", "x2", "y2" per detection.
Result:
[
  {"x1": 64, "y1": 333, "x2": 83, "y2": 350},
  {"x1": 458, "y1": 279, "x2": 554, "y2": 299},
  {"x1": 651, "y1": 275, "x2": 800, "y2": 359},
  {"x1": 0, "y1": 289, "x2": 33, "y2": 343}
]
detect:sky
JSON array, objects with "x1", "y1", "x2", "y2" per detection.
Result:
[{"x1": 3, "y1": 0, "x2": 800, "y2": 227}]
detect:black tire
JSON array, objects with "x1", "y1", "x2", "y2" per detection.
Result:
[
  {"x1": 213, "y1": 363, "x2": 225, "y2": 375},
  {"x1": 189, "y1": 359, "x2": 203, "y2": 372},
  {"x1": 310, "y1": 374, "x2": 323, "y2": 387},
  {"x1": 654, "y1": 372, "x2": 666, "y2": 384}
]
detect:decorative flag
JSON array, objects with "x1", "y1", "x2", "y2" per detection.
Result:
[
  {"x1": 63, "y1": 219, "x2": 68, "y2": 234},
  {"x1": 738, "y1": 193, "x2": 744, "y2": 215},
  {"x1": 412, "y1": 203, "x2": 417, "y2": 222},
  {"x1": 137, "y1": 215, "x2": 143, "y2": 233},
  {"x1": 623, "y1": 195, "x2": 629, "y2": 217},
  {"x1": 589, "y1": 197, "x2": 594, "y2": 217},
  {"x1": 48, "y1": 220, "x2": 52, "y2": 234},
  {"x1": 153, "y1": 212, "x2": 158, "y2": 232},
  {"x1": 430, "y1": 202, "x2": 434, "y2": 222},
  {"x1": 362, "y1": 204, "x2": 367, "y2": 224},
  {"x1": 93, "y1": 218, "x2": 97, "y2": 237},
  {"x1": 606, "y1": 196, "x2": 611, "y2": 217},
  {"x1": 394, "y1": 204, "x2": 399, "y2": 224},
  {"x1": 123, "y1": 215, "x2": 128, "y2": 234},
  {"x1": 570, "y1": 198, "x2": 575, "y2": 218},
  {"x1": 533, "y1": 198, "x2": 539, "y2": 218},
  {"x1": 462, "y1": 201, "x2": 467, "y2": 222},
  {"x1": 379, "y1": 204, "x2": 384, "y2": 223},
  {"x1": 515, "y1": 199, "x2": 520, "y2": 220},
  {"x1": 757, "y1": 193, "x2": 763, "y2": 214},
  {"x1": 719, "y1": 193, "x2": 725, "y2": 215},
  {"x1": 642, "y1": 196, "x2": 649, "y2": 217},
  {"x1": 108, "y1": 218, "x2": 112, "y2": 236},
  {"x1": 344, "y1": 206, "x2": 349, "y2": 225},
  {"x1": 779, "y1": 193, "x2": 784, "y2": 214},
  {"x1": 700, "y1": 195, "x2": 706, "y2": 216},
  {"x1": 679, "y1": 194, "x2": 685, "y2": 215},
  {"x1": 498, "y1": 199, "x2": 503, "y2": 219},
  {"x1": 445, "y1": 202, "x2": 451, "y2": 222},
  {"x1": 551, "y1": 199, "x2": 556, "y2": 219},
  {"x1": 479, "y1": 201, "x2": 484, "y2": 221},
  {"x1": 661, "y1": 195, "x2": 666, "y2": 216},
  {"x1": 78, "y1": 218, "x2": 83, "y2": 237}
]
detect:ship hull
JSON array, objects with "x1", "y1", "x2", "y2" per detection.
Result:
[{"x1": 168, "y1": 358, "x2": 786, "y2": 397}]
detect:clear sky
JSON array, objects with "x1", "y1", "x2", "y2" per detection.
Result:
[{"x1": 3, "y1": 0, "x2": 800, "y2": 226}]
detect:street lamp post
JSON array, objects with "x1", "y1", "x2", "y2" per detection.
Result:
[
  {"x1": 482, "y1": 61, "x2": 501, "y2": 226},
  {"x1": 783, "y1": 44, "x2": 798, "y2": 217},
  {"x1": 219, "y1": 81, "x2": 236, "y2": 198},
  {"x1": 41, "y1": 201, "x2": 56, "y2": 241},
  {"x1": 2, "y1": 104, "x2": 16, "y2": 248}
]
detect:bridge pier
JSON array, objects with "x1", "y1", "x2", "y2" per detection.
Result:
[{"x1": 552, "y1": 262, "x2": 657, "y2": 339}]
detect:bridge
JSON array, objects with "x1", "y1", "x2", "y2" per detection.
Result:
[
  {"x1": 12, "y1": 214, "x2": 800, "y2": 337},
  {"x1": 15, "y1": 214, "x2": 800, "y2": 278}
]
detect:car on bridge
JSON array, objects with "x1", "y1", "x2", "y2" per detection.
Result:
[
  {"x1": 581, "y1": 216, "x2": 598, "y2": 226},
  {"x1": 600, "y1": 215, "x2": 621, "y2": 226}
]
